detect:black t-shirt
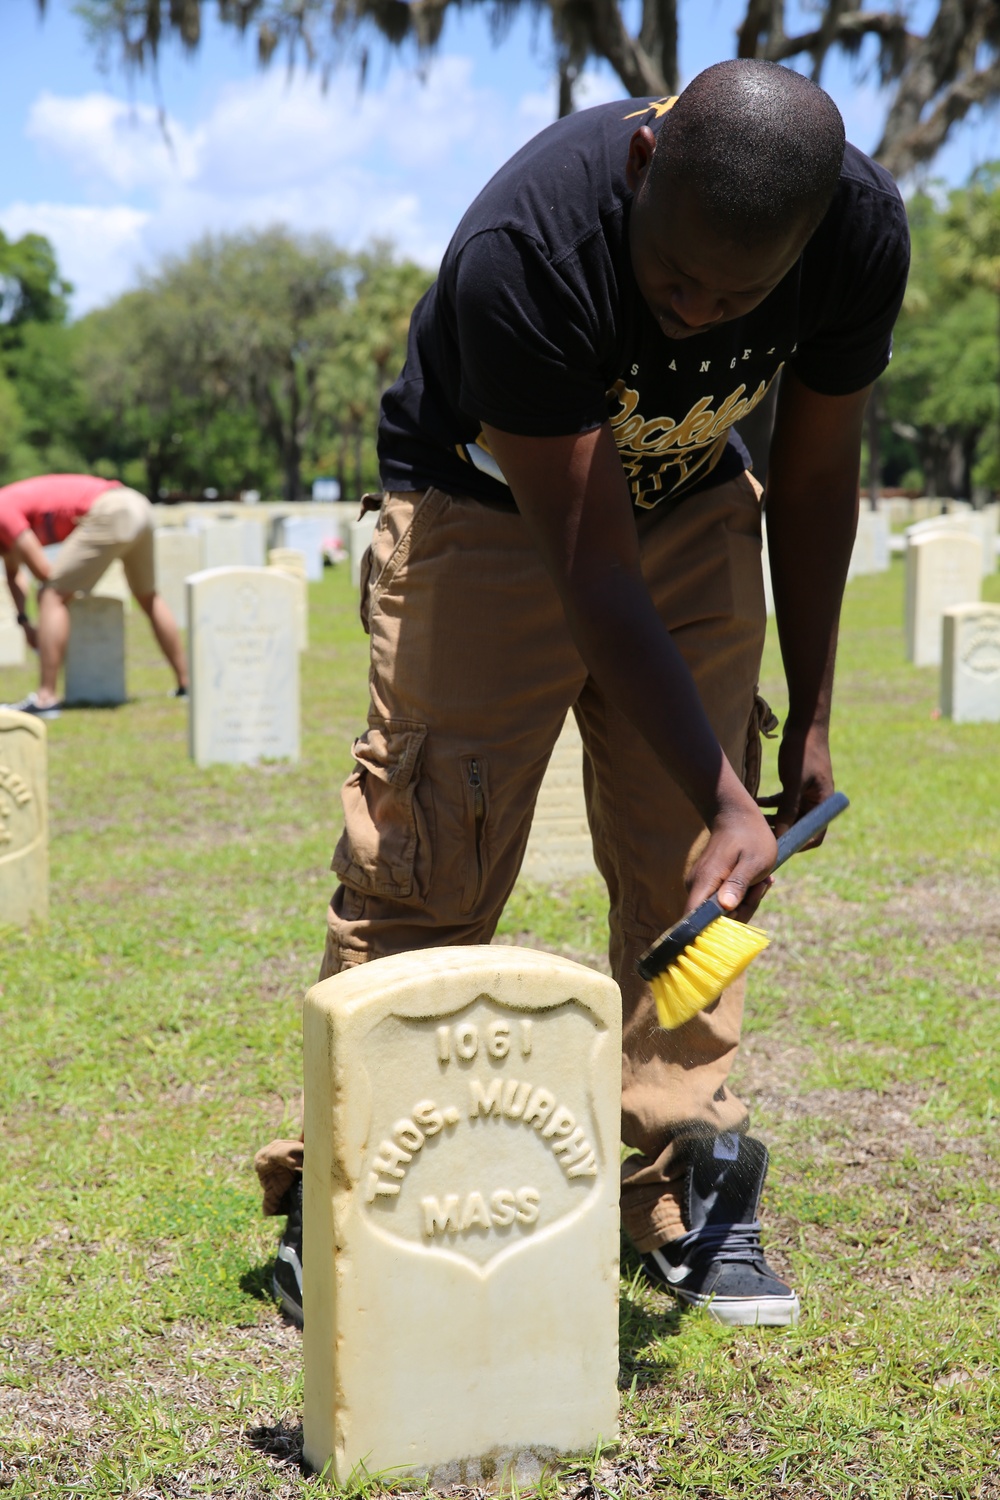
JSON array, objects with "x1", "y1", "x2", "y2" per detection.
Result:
[{"x1": 378, "y1": 97, "x2": 910, "y2": 510}]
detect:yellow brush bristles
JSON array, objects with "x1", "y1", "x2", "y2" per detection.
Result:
[{"x1": 650, "y1": 916, "x2": 771, "y2": 1030}]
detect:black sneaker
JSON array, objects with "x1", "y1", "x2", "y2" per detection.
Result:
[
  {"x1": 272, "y1": 1176, "x2": 303, "y2": 1326},
  {"x1": 4, "y1": 692, "x2": 63, "y2": 720},
  {"x1": 640, "y1": 1133, "x2": 800, "y2": 1326}
]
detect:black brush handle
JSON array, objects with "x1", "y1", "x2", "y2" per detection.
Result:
[
  {"x1": 635, "y1": 792, "x2": 850, "y2": 983},
  {"x1": 774, "y1": 791, "x2": 850, "y2": 869}
]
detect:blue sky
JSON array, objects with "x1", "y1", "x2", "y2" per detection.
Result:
[{"x1": 3, "y1": 0, "x2": 998, "y2": 314}]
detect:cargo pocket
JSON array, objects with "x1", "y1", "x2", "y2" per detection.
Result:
[
  {"x1": 332, "y1": 721, "x2": 428, "y2": 900},
  {"x1": 358, "y1": 543, "x2": 374, "y2": 634},
  {"x1": 459, "y1": 754, "x2": 490, "y2": 915},
  {"x1": 742, "y1": 693, "x2": 779, "y2": 799}
]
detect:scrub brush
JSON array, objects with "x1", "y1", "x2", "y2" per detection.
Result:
[{"x1": 636, "y1": 791, "x2": 849, "y2": 1029}]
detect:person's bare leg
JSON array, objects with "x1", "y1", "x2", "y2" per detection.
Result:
[
  {"x1": 135, "y1": 591, "x2": 188, "y2": 691},
  {"x1": 36, "y1": 587, "x2": 72, "y2": 706}
]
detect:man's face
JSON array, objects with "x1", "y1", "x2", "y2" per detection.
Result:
[{"x1": 626, "y1": 131, "x2": 809, "y2": 341}]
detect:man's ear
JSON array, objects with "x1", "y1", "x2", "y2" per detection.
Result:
[{"x1": 625, "y1": 127, "x2": 657, "y2": 193}]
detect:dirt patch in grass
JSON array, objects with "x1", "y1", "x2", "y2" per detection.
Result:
[
  {"x1": 0, "y1": 1322, "x2": 309, "y2": 1495},
  {"x1": 757, "y1": 869, "x2": 1000, "y2": 961}
]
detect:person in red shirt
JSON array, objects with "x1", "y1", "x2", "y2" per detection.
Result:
[{"x1": 0, "y1": 474, "x2": 188, "y2": 716}]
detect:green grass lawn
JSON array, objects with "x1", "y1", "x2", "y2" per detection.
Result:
[{"x1": 1, "y1": 558, "x2": 998, "y2": 1499}]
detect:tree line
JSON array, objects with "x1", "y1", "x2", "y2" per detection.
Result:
[
  {"x1": 2, "y1": 171, "x2": 1000, "y2": 504},
  {"x1": 879, "y1": 168, "x2": 1000, "y2": 499},
  {"x1": 0, "y1": 227, "x2": 432, "y2": 502}
]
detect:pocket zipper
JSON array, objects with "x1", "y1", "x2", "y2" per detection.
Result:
[{"x1": 464, "y1": 757, "x2": 486, "y2": 912}]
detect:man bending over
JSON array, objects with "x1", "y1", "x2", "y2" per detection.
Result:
[
  {"x1": 260, "y1": 59, "x2": 908, "y2": 1330},
  {"x1": 0, "y1": 473, "x2": 188, "y2": 716}
]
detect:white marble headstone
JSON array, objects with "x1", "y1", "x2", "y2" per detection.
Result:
[
  {"x1": 904, "y1": 531, "x2": 982, "y2": 667},
  {"x1": 202, "y1": 519, "x2": 262, "y2": 571},
  {"x1": 851, "y1": 509, "x2": 890, "y2": 576},
  {"x1": 65, "y1": 596, "x2": 126, "y2": 706},
  {"x1": 276, "y1": 517, "x2": 328, "y2": 581},
  {"x1": 187, "y1": 567, "x2": 299, "y2": 765},
  {"x1": 154, "y1": 528, "x2": 204, "y2": 622},
  {"x1": 941, "y1": 603, "x2": 1000, "y2": 722},
  {"x1": 302, "y1": 945, "x2": 621, "y2": 1487},
  {"x1": 91, "y1": 557, "x2": 132, "y2": 613},
  {"x1": 0, "y1": 583, "x2": 26, "y2": 667},
  {"x1": 760, "y1": 518, "x2": 774, "y2": 616},
  {"x1": 349, "y1": 510, "x2": 379, "y2": 589},
  {"x1": 0, "y1": 710, "x2": 48, "y2": 927},
  {"x1": 266, "y1": 549, "x2": 308, "y2": 650}
]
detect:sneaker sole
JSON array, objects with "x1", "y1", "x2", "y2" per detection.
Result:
[
  {"x1": 677, "y1": 1289, "x2": 801, "y2": 1326},
  {"x1": 272, "y1": 1270, "x2": 303, "y2": 1327}
]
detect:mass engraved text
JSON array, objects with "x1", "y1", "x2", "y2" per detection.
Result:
[{"x1": 421, "y1": 1187, "x2": 541, "y2": 1237}]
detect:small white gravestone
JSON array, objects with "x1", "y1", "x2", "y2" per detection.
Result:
[
  {"x1": 302, "y1": 945, "x2": 620, "y2": 1487},
  {"x1": 267, "y1": 548, "x2": 308, "y2": 651},
  {"x1": 941, "y1": 603, "x2": 1000, "y2": 722},
  {"x1": 905, "y1": 512, "x2": 993, "y2": 576},
  {"x1": 349, "y1": 511, "x2": 379, "y2": 589},
  {"x1": 276, "y1": 517, "x2": 328, "y2": 581},
  {"x1": 266, "y1": 547, "x2": 307, "y2": 577},
  {"x1": 0, "y1": 584, "x2": 26, "y2": 667},
  {"x1": 870, "y1": 507, "x2": 891, "y2": 571},
  {"x1": 851, "y1": 509, "x2": 890, "y2": 576},
  {"x1": 983, "y1": 503, "x2": 1000, "y2": 566},
  {"x1": 521, "y1": 714, "x2": 598, "y2": 884},
  {"x1": 187, "y1": 567, "x2": 299, "y2": 765},
  {"x1": 877, "y1": 497, "x2": 909, "y2": 527},
  {"x1": 150, "y1": 506, "x2": 188, "y2": 527},
  {"x1": 904, "y1": 531, "x2": 982, "y2": 667},
  {"x1": 91, "y1": 557, "x2": 132, "y2": 614},
  {"x1": 65, "y1": 596, "x2": 126, "y2": 706},
  {"x1": 154, "y1": 529, "x2": 204, "y2": 622},
  {"x1": 0, "y1": 710, "x2": 49, "y2": 926},
  {"x1": 760, "y1": 518, "x2": 775, "y2": 617},
  {"x1": 202, "y1": 519, "x2": 257, "y2": 571},
  {"x1": 240, "y1": 519, "x2": 268, "y2": 568},
  {"x1": 970, "y1": 508, "x2": 998, "y2": 576},
  {"x1": 906, "y1": 513, "x2": 968, "y2": 538}
]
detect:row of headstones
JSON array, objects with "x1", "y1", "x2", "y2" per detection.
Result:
[
  {"x1": 0, "y1": 551, "x2": 310, "y2": 719},
  {"x1": 8, "y1": 562, "x2": 307, "y2": 762},
  {"x1": 903, "y1": 512, "x2": 1000, "y2": 723},
  {"x1": 2, "y1": 520, "x2": 379, "y2": 756},
  {"x1": 759, "y1": 505, "x2": 894, "y2": 619},
  {"x1": 154, "y1": 507, "x2": 379, "y2": 620},
  {"x1": 0, "y1": 558, "x2": 136, "y2": 670},
  {"x1": 537, "y1": 502, "x2": 1000, "y2": 890},
  {"x1": 761, "y1": 505, "x2": 1000, "y2": 723},
  {"x1": 0, "y1": 713, "x2": 620, "y2": 1484}
]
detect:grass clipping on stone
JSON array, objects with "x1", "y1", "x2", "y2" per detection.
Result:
[{"x1": 1, "y1": 560, "x2": 999, "y2": 1499}]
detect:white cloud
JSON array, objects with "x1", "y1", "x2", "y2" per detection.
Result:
[
  {"x1": 5, "y1": 58, "x2": 620, "y2": 313},
  {"x1": 27, "y1": 91, "x2": 201, "y2": 193},
  {"x1": 0, "y1": 202, "x2": 150, "y2": 313}
]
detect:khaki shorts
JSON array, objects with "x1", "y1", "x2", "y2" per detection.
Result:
[{"x1": 50, "y1": 487, "x2": 156, "y2": 598}]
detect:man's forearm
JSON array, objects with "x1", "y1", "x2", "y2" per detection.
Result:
[
  {"x1": 764, "y1": 372, "x2": 871, "y2": 734},
  {"x1": 765, "y1": 477, "x2": 857, "y2": 729},
  {"x1": 6, "y1": 568, "x2": 28, "y2": 619},
  {"x1": 557, "y1": 565, "x2": 748, "y2": 825},
  {"x1": 10, "y1": 530, "x2": 52, "y2": 585}
]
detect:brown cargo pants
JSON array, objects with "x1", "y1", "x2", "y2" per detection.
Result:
[{"x1": 321, "y1": 472, "x2": 770, "y2": 1251}]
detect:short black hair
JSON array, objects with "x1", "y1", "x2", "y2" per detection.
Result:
[{"x1": 648, "y1": 60, "x2": 845, "y2": 246}]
